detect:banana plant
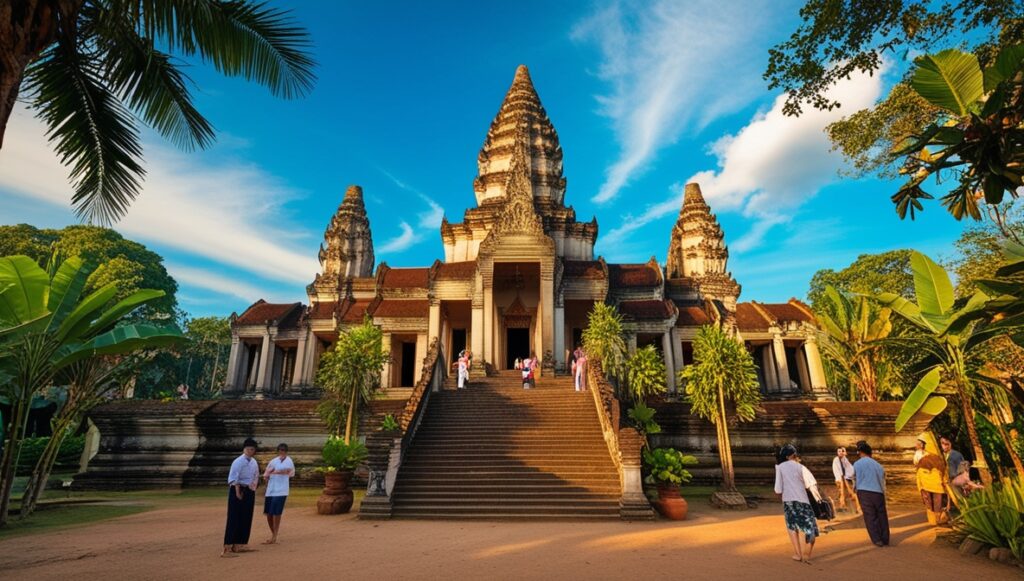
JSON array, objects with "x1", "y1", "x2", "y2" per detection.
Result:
[
  {"x1": 0, "y1": 254, "x2": 183, "y2": 526},
  {"x1": 875, "y1": 251, "x2": 1021, "y2": 484},
  {"x1": 890, "y1": 45, "x2": 1024, "y2": 222},
  {"x1": 816, "y1": 285, "x2": 894, "y2": 401}
]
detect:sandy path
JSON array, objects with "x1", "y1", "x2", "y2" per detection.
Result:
[{"x1": 0, "y1": 496, "x2": 1017, "y2": 581}]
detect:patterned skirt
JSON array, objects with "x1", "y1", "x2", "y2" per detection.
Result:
[{"x1": 783, "y1": 501, "x2": 820, "y2": 543}]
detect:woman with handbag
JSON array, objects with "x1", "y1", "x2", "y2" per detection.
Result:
[{"x1": 774, "y1": 444, "x2": 820, "y2": 564}]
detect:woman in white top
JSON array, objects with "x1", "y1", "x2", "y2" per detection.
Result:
[
  {"x1": 774, "y1": 444, "x2": 820, "y2": 564},
  {"x1": 832, "y1": 447, "x2": 859, "y2": 513}
]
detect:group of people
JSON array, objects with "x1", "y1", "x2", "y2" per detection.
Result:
[
  {"x1": 570, "y1": 346, "x2": 588, "y2": 392},
  {"x1": 455, "y1": 349, "x2": 473, "y2": 389},
  {"x1": 222, "y1": 439, "x2": 295, "y2": 557},
  {"x1": 776, "y1": 434, "x2": 985, "y2": 564},
  {"x1": 774, "y1": 440, "x2": 889, "y2": 564},
  {"x1": 516, "y1": 354, "x2": 538, "y2": 388}
]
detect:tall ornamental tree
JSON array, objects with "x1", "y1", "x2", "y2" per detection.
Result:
[
  {"x1": 625, "y1": 344, "x2": 667, "y2": 402},
  {"x1": 878, "y1": 251, "x2": 1024, "y2": 484},
  {"x1": 0, "y1": 1, "x2": 316, "y2": 223},
  {"x1": 316, "y1": 318, "x2": 387, "y2": 443},
  {"x1": 0, "y1": 254, "x2": 182, "y2": 525},
  {"x1": 816, "y1": 285, "x2": 895, "y2": 401},
  {"x1": 679, "y1": 325, "x2": 761, "y2": 492},
  {"x1": 582, "y1": 302, "x2": 627, "y2": 382}
]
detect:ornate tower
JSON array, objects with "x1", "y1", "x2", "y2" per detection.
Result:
[
  {"x1": 666, "y1": 183, "x2": 740, "y2": 308},
  {"x1": 317, "y1": 185, "x2": 375, "y2": 285},
  {"x1": 474, "y1": 65, "x2": 566, "y2": 206}
]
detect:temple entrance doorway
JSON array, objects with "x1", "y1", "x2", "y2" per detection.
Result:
[
  {"x1": 400, "y1": 342, "x2": 416, "y2": 387},
  {"x1": 506, "y1": 328, "x2": 530, "y2": 368},
  {"x1": 451, "y1": 329, "x2": 466, "y2": 362}
]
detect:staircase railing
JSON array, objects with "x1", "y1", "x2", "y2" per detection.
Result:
[
  {"x1": 359, "y1": 337, "x2": 445, "y2": 519},
  {"x1": 586, "y1": 359, "x2": 655, "y2": 520}
]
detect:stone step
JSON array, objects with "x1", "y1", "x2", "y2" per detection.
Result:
[{"x1": 389, "y1": 504, "x2": 620, "y2": 516}]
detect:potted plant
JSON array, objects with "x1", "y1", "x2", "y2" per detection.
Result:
[
  {"x1": 316, "y1": 436, "x2": 369, "y2": 515},
  {"x1": 643, "y1": 447, "x2": 698, "y2": 520}
]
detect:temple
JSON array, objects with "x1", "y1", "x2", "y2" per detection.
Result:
[{"x1": 225, "y1": 65, "x2": 829, "y2": 401}]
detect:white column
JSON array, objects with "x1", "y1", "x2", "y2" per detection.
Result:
[
  {"x1": 540, "y1": 281, "x2": 554, "y2": 378},
  {"x1": 805, "y1": 338, "x2": 828, "y2": 390},
  {"x1": 381, "y1": 332, "x2": 393, "y2": 388},
  {"x1": 414, "y1": 333, "x2": 427, "y2": 384},
  {"x1": 662, "y1": 331, "x2": 676, "y2": 394},
  {"x1": 470, "y1": 298, "x2": 484, "y2": 377},
  {"x1": 292, "y1": 329, "x2": 308, "y2": 387},
  {"x1": 554, "y1": 304, "x2": 566, "y2": 372},
  {"x1": 772, "y1": 334, "x2": 792, "y2": 392},
  {"x1": 627, "y1": 333, "x2": 637, "y2": 354},
  {"x1": 670, "y1": 329, "x2": 684, "y2": 373},
  {"x1": 255, "y1": 333, "x2": 274, "y2": 390},
  {"x1": 428, "y1": 302, "x2": 441, "y2": 343},
  {"x1": 483, "y1": 287, "x2": 494, "y2": 368},
  {"x1": 795, "y1": 345, "x2": 811, "y2": 393},
  {"x1": 225, "y1": 335, "x2": 242, "y2": 391},
  {"x1": 762, "y1": 345, "x2": 778, "y2": 393}
]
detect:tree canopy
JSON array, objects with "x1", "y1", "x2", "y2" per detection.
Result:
[
  {"x1": 807, "y1": 250, "x2": 914, "y2": 310},
  {"x1": 0, "y1": 224, "x2": 178, "y2": 318}
]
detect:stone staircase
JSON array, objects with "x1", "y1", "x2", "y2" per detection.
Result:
[{"x1": 390, "y1": 371, "x2": 621, "y2": 519}]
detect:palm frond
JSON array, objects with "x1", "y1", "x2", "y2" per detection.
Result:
[
  {"x1": 26, "y1": 41, "x2": 145, "y2": 224},
  {"x1": 89, "y1": 4, "x2": 215, "y2": 150}
]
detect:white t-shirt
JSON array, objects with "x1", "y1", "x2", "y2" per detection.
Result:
[
  {"x1": 774, "y1": 460, "x2": 815, "y2": 504},
  {"x1": 265, "y1": 456, "x2": 295, "y2": 497}
]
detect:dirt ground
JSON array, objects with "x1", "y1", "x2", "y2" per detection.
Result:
[{"x1": 0, "y1": 493, "x2": 1018, "y2": 581}]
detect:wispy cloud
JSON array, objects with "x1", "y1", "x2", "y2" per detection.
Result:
[
  {"x1": 378, "y1": 221, "x2": 418, "y2": 254},
  {"x1": 0, "y1": 105, "x2": 320, "y2": 285},
  {"x1": 573, "y1": 0, "x2": 779, "y2": 204},
  {"x1": 167, "y1": 264, "x2": 287, "y2": 304},
  {"x1": 600, "y1": 67, "x2": 886, "y2": 257}
]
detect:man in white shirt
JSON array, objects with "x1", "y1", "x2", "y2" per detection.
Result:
[
  {"x1": 223, "y1": 438, "x2": 260, "y2": 557},
  {"x1": 262, "y1": 443, "x2": 295, "y2": 544}
]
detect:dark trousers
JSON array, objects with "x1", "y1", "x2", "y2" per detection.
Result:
[
  {"x1": 224, "y1": 487, "x2": 255, "y2": 545},
  {"x1": 857, "y1": 490, "x2": 890, "y2": 545}
]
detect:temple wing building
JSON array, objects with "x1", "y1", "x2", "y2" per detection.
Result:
[{"x1": 225, "y1": 65, "x2": 829, "y2": 400}]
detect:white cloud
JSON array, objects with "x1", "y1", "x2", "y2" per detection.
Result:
[
  {"x1": 167, "y1": 264, "x2": 287, "y2": 304},
  {"x1": 0, "y1": 105, "x2": 320, "y2": 285},
  {"x1": 600, "y1": 67, "x2": 886, "y2": 256},
  {"x1": 376, "y1": 167, "x2": 445, "y2": 235},
  {"x1": 377, "y1": 221, "x2": 419, "y2": 254},
  {"x1": 573, "y1": 0, "x2": 779, "y2": 203}
]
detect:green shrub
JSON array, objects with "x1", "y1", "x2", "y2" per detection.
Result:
[
  {"x1": 627, "y1": 402, "x2": 662, "y2": 445},
  {"x1": 626, "y1": 345, "x2": 667, "y2": 401},
  {"x1": 379, "y1": 414, "x2": 400, "y2": 432},
  {"x1": 954, "y1": 476, "x2": 1024, "y2": 559},
  {"x1": 15, "y1": 435, "x2": 85, "y2": 476},
  {"x1": 319, "y1": 436, "x2": 368, "y2": 472},
  {"x1": 642, "y1": 447, "x2": 698, "y2": 486}
]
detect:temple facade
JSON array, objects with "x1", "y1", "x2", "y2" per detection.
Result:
[{"x1": 225, "y1": 65, "x2": 829, "y2": 401}]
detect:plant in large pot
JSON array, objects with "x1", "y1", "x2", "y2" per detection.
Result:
[
  {"x1": 316, "y1": 436, "x2": 368, "y2": 515},
  {"x1": 643, "y1": 447, "x2": 698, "y2": 520}
]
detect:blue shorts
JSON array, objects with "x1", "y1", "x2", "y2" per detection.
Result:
[{"x1": 264, "y1": 495, "x2": 287, "y2": 516}]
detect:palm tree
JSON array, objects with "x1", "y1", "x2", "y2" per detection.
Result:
[
  {"x1": 679, "y1": 324, "x2": 761, "y2": 492},
  {"x1": 0, "y1": 254, "x2": 182, "y2": 525},
  {"x1": 815, "y1": 285, "x2": 894, "y2": 401},
  {"x1": 316, "y1": 318, "x2": 387, "y2": 444},
  {"x1": 878, "y1": 251, "x2": 1022, "y2": 484},
  {"x1": 0, "y1": 1, "x2": 315, "y2": 223}
]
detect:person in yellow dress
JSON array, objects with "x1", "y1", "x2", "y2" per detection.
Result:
[{"x1": 914, "y1": 434, "x2": 949, "y2": 525}]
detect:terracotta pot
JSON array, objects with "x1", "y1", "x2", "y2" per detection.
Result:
[
  {"x1": 655, "y1": 483, "x2": 688, "y2": 520},
  {"x1": 317, "y1": 469, "x2": 354, "y2": 515}
]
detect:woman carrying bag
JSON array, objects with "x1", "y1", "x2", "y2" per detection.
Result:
[{"x1": 774, "y1": 444, "x2": 820, "y2": 565}]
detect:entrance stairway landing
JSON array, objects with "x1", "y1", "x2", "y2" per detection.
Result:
[{"x1": 390, "y1": 371, "x2": 621, "y2": 519}]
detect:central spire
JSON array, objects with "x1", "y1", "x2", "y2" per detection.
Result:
[{"x1": 474, "y1": 65, "x2": 566, "y2": 206}]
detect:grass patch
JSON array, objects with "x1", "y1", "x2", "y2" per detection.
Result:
[{"x1": 0, "y1": 502, "x2": 152, "y2": 540}]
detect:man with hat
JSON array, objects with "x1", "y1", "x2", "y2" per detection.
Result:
[
  {"x1": 853, "y1": 440, "x2": 890, "y2": 546},
  {"x1": 222, "y1": 437, "x2": 260, "y2": 557}
]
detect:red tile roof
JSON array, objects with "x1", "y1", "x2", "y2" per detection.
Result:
[
  {"x1": 382, "y1": 268, "x2": 429, "y2": 288},
  {"x1": 762, "y1": 302, "x2": 815, "y2": 323},
  {"x1": 675, "y1": 305, "x2": 711, "y2": 327},
  {"x1": 436, "y1": 262, "x2": 477, "y2": 280},
  {"x1": 373, "y1": 299, "x2": 429, "y2": 318},
  {"x1": 563, "y1": 260, "x2": 605, "y2": 280},
  {"x1": 618, "y1": 299, "x2": 674, "y2": 321},
  {"x1": 735, "y1": 302, "x2": 770, "y2": 331},
  {"x1": 236, "y1": 300, "x2": 302, "y2": 326},
  {"x1": 608, "y1": 263, "x2": 660, "y2": 287},
  {"x1": 309, "y1": 301, "x2": 338, "y2": 320},
  {"x1": 339, "y1": 299, "x2": 375, "y2": 323}
]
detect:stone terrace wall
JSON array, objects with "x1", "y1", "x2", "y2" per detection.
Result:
[
  {"x1": 649, "y1": 401, "x2": 926, "y2": 488},
  {"x1": 74, "y1": 399, "x2": 406, "y2": 490}
]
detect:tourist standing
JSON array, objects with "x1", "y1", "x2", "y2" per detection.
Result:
[
  {"x1": 832, "y1": 447, "x2": 858, "y2": 513},
  {"x1": 457, "y1": 352, "x2": 469, "y2": 389},
  {"x1": 522, "y1": 354, "x2": 533, "y2": 389},
  {"x1": 914, "y1": 435, "x2": 949, "y2": 525},
  {"x1": 223, "y1": 437, "x2": 260, "y2": 557},
  {"x1": 940, "y1": 435, "x2": 965, "y2": 481},
  {"x1": 853, "y1": 440, "x2": 890, "y2": 547},
  {"x1": 262, "y1": 443, "x2": 294, "y2": 544},
  {"x1": 574, "y1": 350, "x2": 588, "y2": 392},
  {"x1": 774, "y1": 444, "x2": 819, "y2": 564}
]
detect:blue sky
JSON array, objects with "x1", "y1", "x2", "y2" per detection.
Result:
[{"x1": 0, "y1": 0, "x2": 970, "y2": 317}]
